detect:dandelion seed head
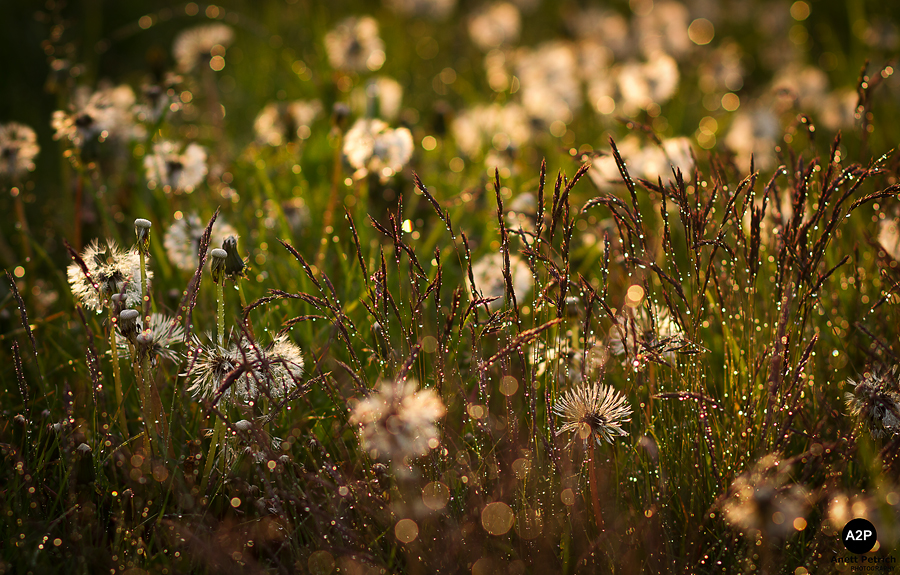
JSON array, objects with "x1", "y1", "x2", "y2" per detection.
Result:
[
  {"x1": 553, "y1": 382, "x2": 631, "y2": 447},
  {"x1": 173, "y1": 23, "x2": 234, "y2": 73},
  {"x1": 616, "y1": 51, "x2": 680, "y2": 115},
  {"x1": 721, "y1": 454, "x2": 809, "y2": 540},
  {"x1": 469, "y1": 252, "x2": 532, "y2": 310},
  {"x1": 52, "y1": 84, "x2": 141, "y2": 147},
  {"x1": 845, "y1": 365, "x2": 900, "y2": 439},
  {"x1": 67, "y1": 239, "x2": 150, "y2": 312},
  {"x1": 384, "y1": 0, "x2": 456, "y2": 20},
  {"x1": 144, "y1": 140, "x2": 207, "y2": 194},
  {"x1": 254, "y1": 100, "x2": 323, "y2": 146},
  {"x1": 325, "y1": 16, "x2": 385, "y2": 72},
  {"x1": 517, "y1": 41, "x2": 581, "y2": 126},
  {"x1": 879, "y1": 218, "x2": 900, "y2": 261},
  {"x1": 725, "y1": 107, "x2": 780, "y2": 172},
  {"x1": 468, "y1": 2, "x2": 520, "y2": 51},
  {"x1": 350, "y1": 379, "x2": 446, "y2": 463},
  {"x1": 186, "y1": 334, "x2": 304, "y2": 404},
  {"x1": 0, "y1": 123, "x2": 40, "y2": 177},
  {"x1": 164, "y1": 213, "x2": 238, "y2": 272},
  {"x1": 343, "y1": 118, "x2": 413, "y2": 181},
  {"x1": 609, "y1": 302, "x2": 686, "y2": 369},
  {"x1": 116, "y1": 313, "x2": 184, "y2": 364},
  {"x1": 452, "y1": 103, "x2": 531, "y2": 163},
  {"x1": 351, "y1": 77, "x2": 403, "y2": 122}
]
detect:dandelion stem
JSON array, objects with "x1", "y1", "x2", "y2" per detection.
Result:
[
  {"x1": 107, "y1": 306, "x2": 129, "y2": 438},
  {"x1": 12, "y1": 188, "x2": 33, "y2": 268},
  {"x1": 139, "y1": 351, "x2": 161, "y2": 457},
  {"x1": 216, "y1": 280, "x2": 226, "y2": 348},
  {"x1": 130, "y1": 343, "x2": 154, "y2": 456},
  {"x1": 139, "y1": 249, "x2": 150, "y2": 328},
  {"x1": 588, "y1": 440, "x2": 604, "y2": 530},
  {"x1": 237, "y1": 279, "x2": 255, "y2": 339}
]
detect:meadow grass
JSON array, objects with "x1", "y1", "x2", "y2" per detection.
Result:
[{"x1": 2, "y1": 1, "x2": 900, "y2": 573}]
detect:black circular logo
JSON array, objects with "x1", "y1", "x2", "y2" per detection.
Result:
[{"x1": 842, "y1": 518, "x2": 877, "y2": 554}]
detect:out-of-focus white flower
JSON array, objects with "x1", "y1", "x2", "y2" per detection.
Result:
[
  {"x1": 343, "y1": 118, "x2": 413, "y2": 181},
  {"x1": 845, "y1": 365, "x2": 900, "y2": 440},
  {"x1": 772, "y1": 65, "x2": 830, "y2": 113},
  {"x1": 818, "y1": 89, "x2": 858, "y2": 132},
  {"x1": 163, "y1": 213, "x2": 239, "y2": 272},
  {"x1": 636, "y1": 137, "x2": 695, "y2": 182},
  {"x1": 173, "y1": 23, "x2": 234, "y2": 73},
  {"x1": 325, "y1": 16, "x2": 385, "y2": 72},
  {"x1": 254, "y1": 100, "x2": 323, "y2": 146},
  {"x1": 52, "y1": 84, "x2": 140, "y2": 148},
  {"x1": 452, "y1": 102, "x2": 531, "y2": 161},
  {"x1": 0, "y1": 123, "x2": 40, "y2": 177},
  {"x1": 468, "y1": 2, "x2": 521, "y2": 51},
  {"x1": 484, "y1": 49, "x2": 513, "y2": 92},
  {"x1": 469, "y1": 251, "x2": 533, "y2": 310},
  {"x1": 351, "y1": 77, "x2": 403, "y2": 121},
  {"x1": 634, "y1": 0, "x2": 691, "y2": 59},
  {"x1": 384, "y1": 0, "x2": 456, "y2": 20},
  {"x1": 698, "y1": 42, "x2": 745, "y2": 93},
  {"x1": 144, "y1": 140, "x2": 207, "y2": 194},
  {"x1": 589, "y1": 136, "x2": 694, "y2": 189},
  {"x1": 609, "y1": 301, "x2": 687, "y2": 370},
  {"x1": 880, "y1": 217, "x2": 900, "y2": 261},
  {"x1": 350, "y1": 379, "x2": 446, "y2": 462},
  {"x1": 134, "y1": 73, "x2": 182, "y2": 123},
  {"x1": 722, "y1": 454, "x2": 809, "y2": 540},
  {"x1": 566, "y1": 8, "x2": 632, "y2": 59},
  {"x1": 517, "y1": 41, "x2": 582, "y2": 125},
  {"x1": 725, "y1": 107, "x2": 781, "y2": 172},
  {"x1": 617, "y1": 51, "x2": 680, "y2": 114}
]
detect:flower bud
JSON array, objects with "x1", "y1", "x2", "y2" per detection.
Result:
[{"x1": 222, "y1": 235, "x2": 246, "y2": 279}]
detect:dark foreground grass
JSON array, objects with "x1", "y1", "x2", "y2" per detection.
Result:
[{"x1": 3, "y1": 1, "x2": 900, "y2": 574}]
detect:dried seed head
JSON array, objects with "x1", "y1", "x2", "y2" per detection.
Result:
[
  {"x1": 209, "y1": 248, "x2": 227, "y2": 284},
  {"x1": 67, "y1": 239, "x2": 150, "y2": 312},
  {"x1": 553, "y1": 382, "x2": 632, "y2": 447},
  {"x1": 118, "y1": 309, "x2": 141, "y2": 340},
  {"x1": 350, "y1": 379, "x2": 446, "y2": 463},
  {"x1": 846, "y1": 365, "x2": 900, "y2": 439},
  {"x1": 135, "y1": 218, "x2": 152, "y2": 253},
  {"x1": 721, "y1": 454, "x2": 809, "y2": 540}
]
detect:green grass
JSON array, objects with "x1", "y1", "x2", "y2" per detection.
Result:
[{"x1": 2, "y1": 0, "x2": 900, "y2": 573}]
